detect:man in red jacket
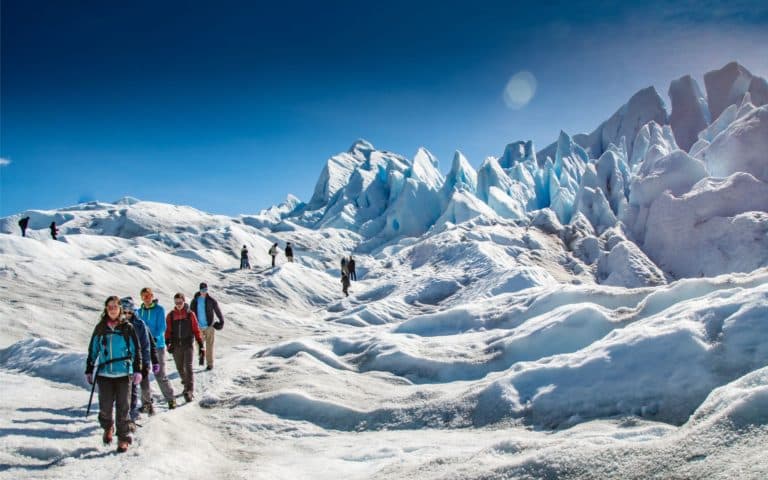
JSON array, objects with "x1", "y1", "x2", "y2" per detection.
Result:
[{"x1": 165, "y1": 293, "x2": 204, "y2": 403}]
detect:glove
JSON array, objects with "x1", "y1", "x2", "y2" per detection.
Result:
[
  {"x1": 152, "y1": 364, "x2": 160, "y2": 375},
  {"x1": 86, "y1": 373, "x2": 94, "y2": 385},
  {"x1": 133, "y1": 373, "x2": 143, "y2": 385},
  {"x1": 167, "y1": 343, "x2": 174, "y2": 354}
]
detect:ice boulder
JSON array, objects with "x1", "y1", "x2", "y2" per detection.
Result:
[
  {"x1": 597, "y1": 240, "x2": 666, "y2": 287},
  {"x1": 643, "y1": 173, "x2": 768, "y2": 278},
  {"x1": 698, "y1": 105, "x2": 768, "y2": 183}
]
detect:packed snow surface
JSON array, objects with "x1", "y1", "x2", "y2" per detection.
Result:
[{"x1": 1, "y1": 62, "x2": 767, "y2": 479}]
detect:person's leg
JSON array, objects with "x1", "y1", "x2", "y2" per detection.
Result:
[
  {"x1": 271, "y1": 256, "x2": 275, "y2": 267},
  {"x1": 140, "y1": 372, "x2": 152, "y2": 410},
  {"x1": 203, "y1": 328, "x2": 215, "y2": 367},
  {"x1": 129, "y1": 381, "x2": 140, "y2": 420},
  {"x1": 182, "y1": 345, "x2": 195, "y2": 396},
  {"x1": 97, "y1": 377, "x2": 115, "y2": 434},
  {"x1": 115, "y1": 376, "x2": 133, "y2": 442},
  {"x1": 173, "y1": 350, "x2": 186, "y2": 392},
  {"x1": 154, "y1": 348, "x2": 175, "y2": 401}
]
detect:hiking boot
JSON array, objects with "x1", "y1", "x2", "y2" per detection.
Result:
[
  {"x1": 168, "y1": 399, "x2": 177, "y2": 409},
  {"x1": 127, "y1": 421, "x2": 137, "y2": 433},
  {"x1": 102, "y1": 426, "x2": 114, "y2": 445},
  {"x1": 117, "y1": 440, "x2": 130, "y2": 453},
  {"x1": 183, "y1": 391, "x2": 194, "y2": 402},
  {"x1": 206, "y1": 365, "x2": 213, "y2": 371},
  {"x1": 139, "y1": 403, "x2": 155, "y2": 415}
]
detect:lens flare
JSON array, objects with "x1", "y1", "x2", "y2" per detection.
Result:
[{"x1": 503, "y1": 71, "x2": 537, "y2": 109}]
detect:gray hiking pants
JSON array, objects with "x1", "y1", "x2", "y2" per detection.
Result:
[
  {"x1": 97, "y1": 376, "x2": 132, "y2": 441},
  {"x1": 172, "y1": 344, "x2": 195, "y2": 394},
  {"x1": 153, "y1": 347, "x2": 175, "y2": 402}
]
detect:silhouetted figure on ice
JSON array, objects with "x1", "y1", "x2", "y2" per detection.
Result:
[
  {"x1": 285, "y1": 242, "x2": 294, "y2": 262},
  {"x1": 347, "y1": 256, "x2": 356, "y2": 281},
  {"x1": 269, "y1": 243, "x2": 278, "y2": 267},
  {"x1": 49, "y1": 221, "x2": 59, "y2": 240},
  {"x1": 18, "y1": 216, "x2": 29, "y2": 237},
  {"x1": 240, "y1": 245, "x2": 250, "y2": 269},
  {"x1": 341, "y1": 272, "x2": 350, "y2": 297},
  {"x1": 341, "y1": 257, "x2": 348, "y2": 276}
]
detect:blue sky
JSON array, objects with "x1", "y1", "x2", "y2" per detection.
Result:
[{"x1": 1, "y1": 0, "x2": 767, "y2": 216}]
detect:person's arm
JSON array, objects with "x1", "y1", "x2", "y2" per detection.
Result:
[
  {"x1": 189, "y1": 312, "x2": 204, "y2": 345},
  {"x1": 148, "y1": 331, "x2": 159, "y2": 365},
  {"x1": 212, "y1": 298, "x2": 225, "y2": 324},
  {"x1": 85, "y1": 327, "x2": 99, "y2": 374},
  {"x1": 130, "y1": 326, "x2": 143, "y2": 374},
  {"x1": 164, "y1": 312, "x2": 173, "y2": 343}
]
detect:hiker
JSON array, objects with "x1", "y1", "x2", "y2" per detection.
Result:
[
  {"x1": 341, "y1": 257, "x2": 348, "y2": 276},
  {"x1": 121, "y1": 296, "x2": 158, "y2": 427},
  {"x1": 240, "y1": 245, "x2": 250, "y2": 269},
  {"x1": 285, "y1": 242, "x2": 294, "y2": 262},
  {"x1": 269, "y1": 243, "x2": 278, "y2": 267},
  {"x1": 189, "y1": 282, "x2": 224, "y2": 371},
  {"x1": 84, "y1": 296, "x2": 143, "y2": 453},
  {"x1": 137, "y1": 287, "x2": 176, "y2": 410},
  {"x1": 348, "y1": 256, "x2": 357, "y2": 281},
  {"x1": 166, "y1": 292, "x2": 205, "y2": 402},
  {"x1": 49, "y1": 221, "x2": 58, "y2": 240},
  {"x1": 18, "y1": 216, "x2": 29, "y2": 237},
  {"x1": 341, "y1": 272, "x2": 350, "y2": 297}
]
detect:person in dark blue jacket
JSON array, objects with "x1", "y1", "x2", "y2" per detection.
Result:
[
  {"x1": 137, "y1": 287, "x2": 176, "y2": 410},
  {"x1": 84, "y1": 296, "x2": 143, "y2": 453},
  {"x1": 121, "y1": 296, "x2": 158, "y2": 425}
]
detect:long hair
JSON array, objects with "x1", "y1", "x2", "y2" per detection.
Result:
[{"x1": 100, "y1": 295, "x2": 123, "y2": 322}]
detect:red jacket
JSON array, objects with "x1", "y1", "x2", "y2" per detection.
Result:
[{"x1": 165, "y1": 305, "x2": 203, "y2": 347}]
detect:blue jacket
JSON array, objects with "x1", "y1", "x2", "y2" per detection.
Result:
[
  {"x1": 137, "y1": 300, "x2": 167, "y2": 348},
  {"x1": 128, "y1": 312, "x2": 152, "y2": 369},
  {"x1": 85, "y1": 319, "x2": 141, "y2": 378}
]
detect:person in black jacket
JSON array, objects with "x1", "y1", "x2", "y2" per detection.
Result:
[
  {"x1": 49, "y1": 221, "x2": 59, "y2": 240},
  {"x1": 347, "y1": 256, "x2": 357, "y2": 281},
  {"x1": 18, "y1": 216, "x2": 30, "y2": 237},
  {"x1": 189, "y1": 282, "x2": 224, "y2": 371},
  {"x1": 240, "y1": 245, "x2": 250, "y2": 269},
  {"x1": 285, "y1": 242, "x2": 294, "y2": 262},
  {"x1": 165, "y1": 293, "x2": 204, "y2": 402}
]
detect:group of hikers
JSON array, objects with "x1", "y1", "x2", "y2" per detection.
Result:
[
  {"x1": 239, "y1": 242, "x2": 294, "y2": 269},
  {"x1": 17, "y1": 216, "x2": 58, "y2": 239},
  {"x1": 85, "y1": 283, "x2": 224, "y2": 452}
]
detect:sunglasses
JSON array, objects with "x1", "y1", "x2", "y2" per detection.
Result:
[
  {"x1": 174, "y1": 298, "x2": 185, "y2": 304},
  {"x1": 200, "y1": 288, "x2": 208, "y2": 293}
]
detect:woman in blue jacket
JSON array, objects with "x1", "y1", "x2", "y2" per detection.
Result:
[{"x1": 85, "y1": 296, "x2": 143, "y2": 453}]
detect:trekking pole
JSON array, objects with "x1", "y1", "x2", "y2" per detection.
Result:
[
  {"x1": 86, "y1": 342, "x2": 104, "y2": 417},
  {"x1": 86, "y1": 362, "x2": 100, "y2": 417}
]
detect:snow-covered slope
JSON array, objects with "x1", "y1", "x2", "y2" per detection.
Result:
[{"x1": 1, "y1": 61, "x2": 767, "y2": 479}]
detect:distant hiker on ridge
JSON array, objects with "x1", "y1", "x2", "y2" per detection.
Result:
[
  {"x1": 84, "y1": 296, "x2": 143, "y2": 453},
  {"x1": 341, "y1": 272, "x2": 351, "y2": 297},
  {"x1": 348, "y1": 255, "x2": 356, "y2": 281},
  {"x1": 166, "y1": 292, "x2": 204, "y2": 403},
  {"x1": 18, "y1": 216, "x2": 29, "y2": 237},
  {"x1": 341, "y1": 257, "x2": 348, "y2": 277},
  {"x1": 269, "y1": 243, "x2": 278, "y2": 267},
  {"x1": 49, "y1": 221, "x2": 58, "y2": 240},
  {"x1": 240, "y1": 245, "x2": 250, "y2": 270},
  {"x1": 285, "y1": 242, "x2": 294, "y2": 262},
  {"x1": 190, "y1": 282, "x2": 224, "y2": 371},
  {"x1": 137, "y1": 287, "x2": 176, "y2": 410}
]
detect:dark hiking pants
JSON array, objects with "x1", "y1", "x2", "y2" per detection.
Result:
[
  {"x1": 173, "y1": 344, "x2": 195, "y2": 394},
  {"x1": 97, "y1": 376, "x2": 132, "y2": 441}
]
